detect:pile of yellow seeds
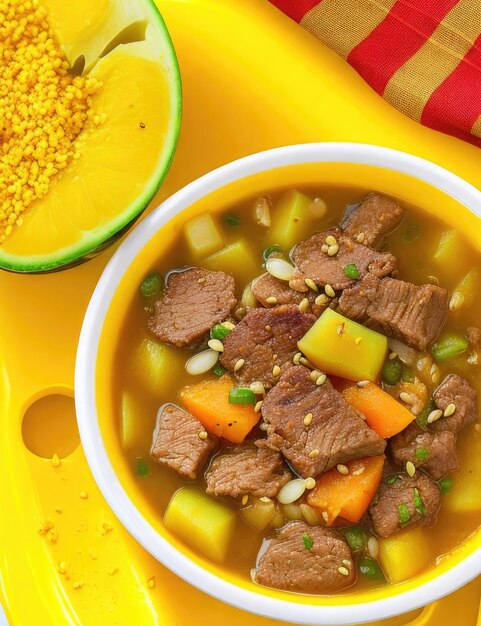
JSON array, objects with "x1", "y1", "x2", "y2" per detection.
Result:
[{"x1": 0, "y1": 0, "x2": 101, "y2": 242}]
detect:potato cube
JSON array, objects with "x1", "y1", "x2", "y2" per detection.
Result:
[
  {"x1": 378, "y1": 527, "x2": 431, "y2": 584},
  {"x1": 184, "y1": 213, "x2": 223, "y2": 257}
]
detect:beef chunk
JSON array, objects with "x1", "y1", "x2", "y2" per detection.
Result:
[
  {"x1": 370, "y1": 473, "x2": 440, "y2": 537},
  {"x1": 260, "y1": 365, "x2": 385, "y2": 477},
  {"x1": 149, "y1": 267, "x2": 236, "y2": 347},
  {"x1": 390, "y1": 422, "x2": 458, "y2": 481},
  {"x1": 205, "y1": 441, "x2": 291, "y2": 498},
  {"x1": 151, "y1": 404, "x2": 218, "y2": 480},
  {"x1": 219, "y1": 305, "x2": 315, "y2": 387},
  {"x1": 432, "y1": 374, "x2": 477, "y2": 432},
  {"x1": 251, "y1": 273, "x2": 326, "y2": 317},
  {"x1": 467, "y1": 326, "x2": 481, "y2": 349},
  {"x1": 255, "y1": 521, "x2": 355, "y2": 593},
  {"x1": 341, "y1": 193, "x2": 405, "y2": 247},
  {"x1": 291, "y1": 230, "x2": 397, "y2": 292},
  {"x1": 338, "y1": 274, "x2": 448, "y2": 351}
]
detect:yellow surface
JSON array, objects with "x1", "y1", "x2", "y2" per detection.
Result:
[{"x1": 1, "y1": 0, "x2": 481, "y2": 625}]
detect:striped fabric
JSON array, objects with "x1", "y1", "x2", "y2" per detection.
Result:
[{"x1": 269, "y1": 0, "x2": 481, "y2": 147}]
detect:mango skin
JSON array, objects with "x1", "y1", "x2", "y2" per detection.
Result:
[{"x1": 298, "y1": 308, "x2": 388, "y2": 382}]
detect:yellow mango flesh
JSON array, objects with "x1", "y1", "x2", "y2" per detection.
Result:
[
  {"x1": 164, "y1": 487, "x2": 236, "y2": 563},
  {"x1": 298, "y1": 308, "x2": 388, "y2": 382},
  {"x1": 378, "y1": 528, "x2": 431, "y2": 584}
]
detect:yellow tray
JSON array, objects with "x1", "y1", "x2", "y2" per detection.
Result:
[{"x1": 1, "y1": 1, "x2": 481, "y2": 624}]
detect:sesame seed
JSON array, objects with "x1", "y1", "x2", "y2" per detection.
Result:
[
  {"x1": 304, "y1": 477, "x2": 316, "y2": 489},
  {"x1": 298, "y1": 297, "x2": 309, "y2": 313},
  {"x1": 427, "y1": 409, "x2": 443, "y2": 424},
  {"x1": 354, "y1": 337, "x2": 362, "y2": 345},
  {"x1": 259, "y1": 421, "x2": 268, "y2": 430},
  {"x1": 449, "y1": 291, "x2": 465, "y2": 312},
  {"x1": 356, "y1": 232, "x2": 365, "y2": 243},
  {"x1": 310, "y1": 369, "x2": 322, "y2": 382},
  {"x1": 234, "y1": 358, "x2": 245, "y2": 372},
  {"x1": 304, "y1": 412, "x2": 313, "y2": 426},
  {"x1": 255, "y1": 401, "x2": 264, "y2": 413},
  {"x1": 198, "y1": 431, "x2": 208, "y2": 440},
  {"x1": 325, "y1": 284, "x2": 335, "y2": 298},
  {"x1": 406, "y1": 461, "x2": 416, "y2": 477},
  {"x1": 147, "y1": 577, "x2": 156, "y2": 589},
  {"x1": 197, "y1": 277, "x2": 206, "y2": 284},
  {"x1": 368, "y1": 536, "x2": 379, "y2": 559},
  {"x1": 327, "y1": 244, "x2": 339, "y2": 256},
  {"x1": 336, "y1": 464, "x2": 349, "y2": 475},
  {"x1": 272, "y1": 365, "x2": 281, "y2": 377},
  {"x1": 304, "y1": 278, "x2": 319, "y2": 292},
  {"x1": 389, "y1": 352, "x2": 397, "y2": 360},
  {"x1": 338, "y1": 566, "x2": 349, "y2": 576},
  {"x1": 208, "y1": 338, "x2": 224, "y2": 352},
  {"x1": 266, "y1": 296, "x2": 278, "y2": 305},
  {"x1": 265, "y1": 325, "x2": 272, "y2": 332},
  {"x1": 316, "y1": 374, "x2": 327, "y2": 386},
  {"x1": 400, "y1": 391, "x2": 415, "y2": 405},
  {"x1": 343, "y1": 559, "x2": 352, "y2": 567},
  {"x1": 299, "y1": 357, "x2": 313, "y2": 368},
  {"x1": 357, "y1": 380, "x2": 370, "y2": 388},
  {"x1": 250, "y1": 381, "x2": 265, "y2": 395},
  {"x1": 293, "y1": 352, "x2": 302, "y2": 365},
  {"x1": 259, "y1": 496, "x2": 271, "y2": 503},
  {"x1": 321, "y1": 244, "x2": 329, "y2": 253},
  {"x1": 315, "y1": 294, "x2": 330, "y2": 306},
  {"x1": 444, "y1": 403, "x2": 456, "y2": 417},
  {"x1": 308, "y1": 449, "x2": 320, "y2": 458},
  {"x1": 242, "y1": 495, "x2": 249, "y2": 505},
  {"x1": 51, "y1": 453, "x2": 61, "y2": 468},
  {"x1": 235, "y1": 307, "x2": 246, "y2": 320},
  {"x1": 325, "y1": 235, "x2": 337, "y2": 246}
]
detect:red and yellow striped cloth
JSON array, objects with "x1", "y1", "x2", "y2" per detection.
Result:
[{"x1": 269, "y1": 0, "x2": 481, "y2": 147}]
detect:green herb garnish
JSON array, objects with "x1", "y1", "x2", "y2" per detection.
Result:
[
  {"x1": 224, "y1": 213, "x2": 241, "y2": 227},
  {"x1": 415, "y1": 448, "x2": 429, "y2": 461},
  {"x1": 398, "y1": 503, "x2": 411, "y2": 524},
  {"x1": 413, "y1": 487, "x2": 426, "y2": 516},
  {"x1": 343, "y1": 263, "x2": 360, "y2": 280},
  {"x1": 417, "y1": 398, "x2": 436, "y2": 430},
  {"x1": 439, "y1": 477, "x2": 453, "y2": 494},
  {"x1": 210, "y1": 323, "x2": 231, "y2": 340},
  {"x1": 228, "y1": 388, "x2": 256, "y2": 405},
  {"x1": 302, "y1": 532, "x2": 313, "y2": 550},
  {"x1": 213, "y1": 364, "x2": 227, "y2": 376},
  {"x1": 139, "y1": 272, "x2": 162, "y2": 298},
  {"x1": 385, "y1": 474, "x2": 400, "y2": 486},
  {"x1": 431, "y1": 332, "x2": 468, "y2": 363},
  {"x1": 359, "y1": 556, "x2": 385, "y2": 580}
]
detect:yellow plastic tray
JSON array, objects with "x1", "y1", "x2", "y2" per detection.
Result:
[{"x1": 1, "y1": 1, "x2": 481, "y2": 624}]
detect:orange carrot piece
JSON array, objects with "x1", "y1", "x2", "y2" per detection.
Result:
[
  {"x1": 343, "y1": 382, "x2": 415, "y2": 438},
  {"x1": 180, "y1": 375, "x2": 259, "y2": 444},
  {"x1": 307, "y1": 456, "x2": 385, "y2": 525}
]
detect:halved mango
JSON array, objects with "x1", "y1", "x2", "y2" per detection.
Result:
[{"x1": 0, "y1": 0, "x2": 180, "y2": 272}]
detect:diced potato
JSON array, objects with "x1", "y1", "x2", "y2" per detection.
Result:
[
  {"x1": 203, "y1": 239, "x2": 259, "y2": 286},
  {"x1": 130, "y1": 337, "x2": 184, "y2": 396},
  {"x1": 240, "y1": 497, "x2": 275, "y2": 532},
  {"x1": 433, "y1": 230, "x2": 466, "y2": 280},
  {"x1": 297, "y1": 309, "x2": 388, "y2": 382},
  {"x1": 120, "y1": 390, "x2": 140, "y2": 448},
  {"x1": 444, "y1": 433, "x2": 481, "y2": 513},
  {"x1": 453, "y1": 268, "x2": 478, "y2": 308},
  {"x1": 269, "y1": 190, "x2": 313, "y2": 250},
  {"x1": 184, "y1": 213, "x2": 224, "y2": 257},
  {"x1": 164, "y1": 487, "x2": 235, "y2": 562},
  {"x1": 378, "y1": 528, "x2": 431, "y2": 584}
]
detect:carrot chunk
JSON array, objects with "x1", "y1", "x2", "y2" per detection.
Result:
[
  {"x1": 343, "y1": 382, "x2": 415, "y2": 438},
  {"x1": 307, "y1": 456, "x2": 385, "y2": 525},
  {"x1": 180, "y1": 375, "x2": 259, "y2": 443}
]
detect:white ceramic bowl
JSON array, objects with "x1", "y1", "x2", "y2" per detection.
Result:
[{"x1": 76, "y1": 143, "x2": 481, "y2": 625}]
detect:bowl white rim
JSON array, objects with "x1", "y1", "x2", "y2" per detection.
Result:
[{"x1": 75, "y1": 142, "x2": 481, "y2": 625}]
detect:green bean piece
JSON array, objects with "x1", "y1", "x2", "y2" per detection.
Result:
[
  {"x1": 359, "y1": 556, "x2": 385, "y2": 580},
  {"x1": 228, "y1": 388, "x2": 256, "y2": 405},
  {"x1": 381, "y1": 358, "x2": 402, "y2": 386},
  {"x1": 213, "y1": 364, "x2": 227, "y2": 376},
  {"x1": 398, "y1": 503, "x2": 410, "y2": 524},
  {"x1": 415, "y1": 447, "x2": 429, "y2": 461},
  {"x1": 344, "y1": 526, "x2": 367, "y2": 552},
  {"x1": 210, "y1": 324, "x2": 231, "y2": 340},
  {"x1": 302, "y1": 533, "x2": 313, "y2": 550},
  {"x1": 139, "y1": 272, "x2": 162, "y2": 298},
  {"x1": 431, "y1": 332, "x2": 468, "y2": 362}
]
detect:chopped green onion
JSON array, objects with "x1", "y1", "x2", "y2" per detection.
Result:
[
  {"x1": 398, "y1": 503, "x2": 411, "y2": 524},
  {"x1": 417, "y1": 398, "x2": 436, "y2": 430},
  {"x1": 401, "y1": 223, "x2": 422, "y2": 243},
  {"x1": 343, "y1": 263, "x2": 360, "y2": 280},
  {"x1": 139, "y1": 272, "x2": 162, "y2": 298},
  {"x1": 439, "y1": 477, "x2": 453, "y2": 494},
  {"x1": 210, "y1": 324, "x2": 231, "y2": 340},
  {"x1": 263, "y1": 244, "x2": 283, "y2": 260},
  {"x1": 302, "y1": 532, "x2": 313, "y2": 550},
  {"x1": 415, "y1": 447, "x2": 429, "y2": 461},
  {"x1": 213, "y1": 364, "x2": 227, "y2": 376},
  {"x1": 136, "y1": 456, "x2": 149, "y2": 477},
  {"x1": 385, "y1": 474, "x2": 400, "y2": 486},
  {"x1": 358, "y1": 556, "x2": 385, "y2": 580},
  {"x1": 224, "y1": 213, "x2": 241, "y2": 227},
  {"x1": 413, "y1": 487, "x2": 426, "y2": 516},
  {"x1": 381, "y1": 358, "x2": 402, "y2": 386},
  {"x1": 344, "y1": 526, "x2": 366, "y2": 552},
  {"x1": 431, "y1": 332, "x2": 468, "y2": 362},
  {"x1": 401, "y1": 367, "x2": 415, "y2": 383},
  {"x1": 228, "y1": 388, "x2": 256, "y2": 405}
]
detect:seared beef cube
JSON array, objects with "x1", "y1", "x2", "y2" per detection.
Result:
[
  {"x1": 341, "y1": 193, "x2": 405, "y2": 247},
  {"x1": 338, "y1": 274, "x2": 448, "y2": 351},
  {"x1": 151, "y1": 404, "x2": 218, "y2": 480},
  {"x1": 205, "y1": 441, "x2": 291, "y2": 498},
  {"x1": 255, "y1": 521, "x2": 355, "y2": 593},
  {"x1": 390, "y1": 423, "x2": 458, "y2": 481},
  {"x1": 466, "y1": 326, "x2": 481, "y2": 349},
  {"x1": 219, "y1": 305, "x2": 315, "y2": 387},
  {"x1": 370, "y1": 473, "x2": 440, "y2": 537},
  {"x1": 291, "y1": 230, "x2": 397, "y2": 291},
  {"x1": 260, "y1": 365, "x2": 385, "y2": 477},
  {"x1": 432, "y1": 374, "x2": 477, "y2": 432},
  {"x1": 251, "y1": 273, "x2": 326, "y2": 317},
  {"x1": 149, "y1": 267, "x2": 236, "y2": 347}
]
